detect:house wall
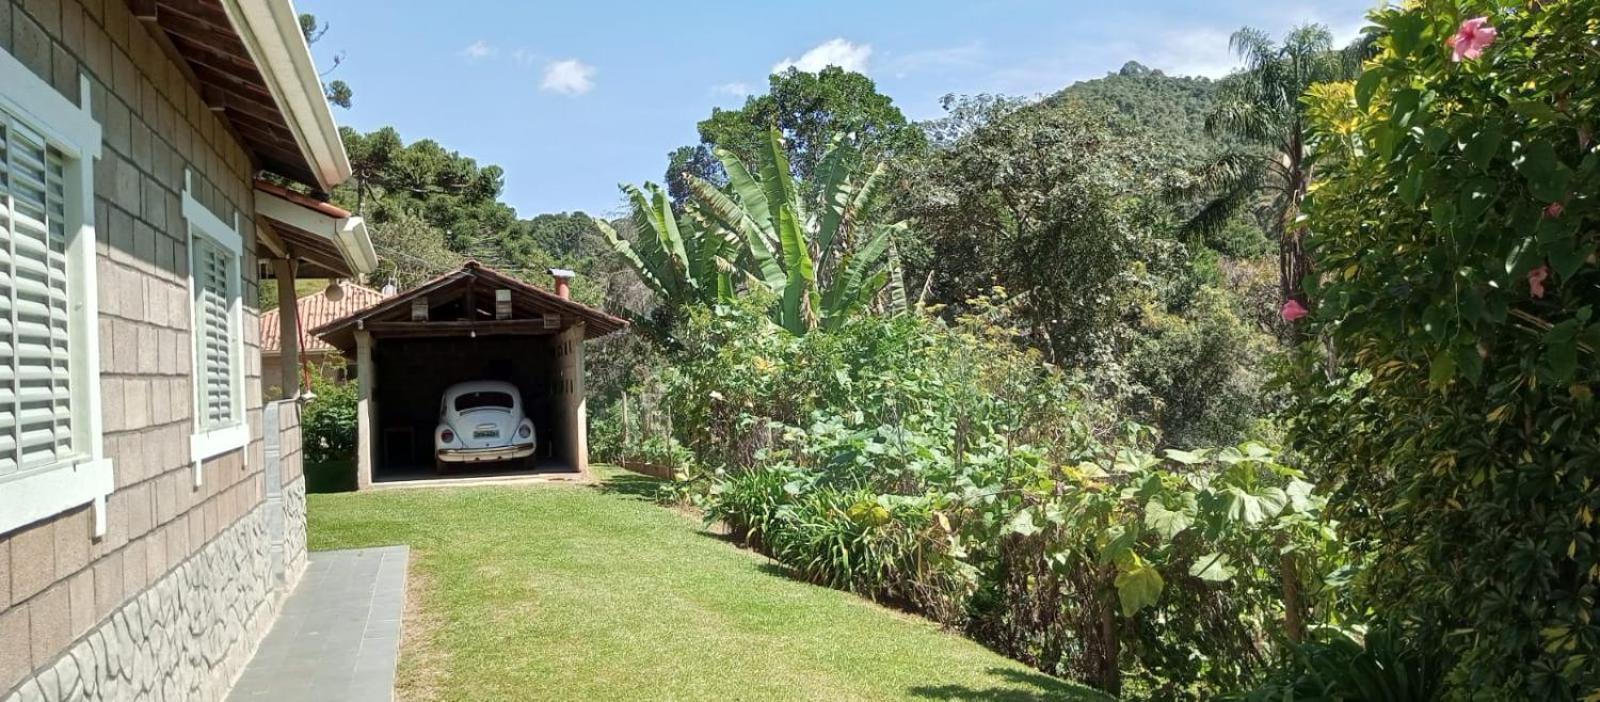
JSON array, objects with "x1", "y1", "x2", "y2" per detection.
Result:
[{"x1": 0, "y1": 1, "x2": 305, "y2": 700}]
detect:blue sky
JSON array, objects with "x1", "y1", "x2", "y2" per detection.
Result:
[{"x1": 298, "y1": 1, "x2": 1377, "y2": 218}]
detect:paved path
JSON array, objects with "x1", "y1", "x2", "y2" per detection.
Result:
[{"x1": 228, "y1": 546, "x2": 409, "y2": 701}]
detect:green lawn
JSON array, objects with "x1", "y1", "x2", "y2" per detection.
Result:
[{"x1": 307, "y1": 467, "x2": 1109, "y2": 702}]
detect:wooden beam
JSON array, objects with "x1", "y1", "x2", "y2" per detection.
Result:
[
  {"x1": 131, "y1": 0, "x2": 159, "y2": 21},
  {"x1": 273, "y1": 258, "x2": 301, "y2": 399},
  {"x1": 365, "y1": 320, "x2": 561, "y2": 338},
  {"x1": 254, "y1": 215, "x2": 289, "y2": 258}
]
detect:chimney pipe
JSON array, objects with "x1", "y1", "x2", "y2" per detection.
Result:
[{"x1": 549, "y1": 268, "x2": 576, "y2": 300}]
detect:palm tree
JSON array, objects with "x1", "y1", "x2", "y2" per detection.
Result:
[{"x1": 1182, "y1": 25, "x2": 1366, "y2": 312}]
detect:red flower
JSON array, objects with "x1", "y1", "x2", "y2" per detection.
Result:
[
  {"x1": 1544, "y1": 202, "x2": 1564, "y2": 219},
  {"x1": 1528, "y1": 265, "x2": 1550, "y2": 299},
  {"x1": 1280, "y1": 299, "x2": 1309, "y2": 322}
]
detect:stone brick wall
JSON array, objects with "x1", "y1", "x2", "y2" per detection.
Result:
[
  {"x1": 0, "y1": 0, "x2": 299, "y2": 699},
  {"x1": 1, "y1": 503, "x2": 276, "y2": 702}
]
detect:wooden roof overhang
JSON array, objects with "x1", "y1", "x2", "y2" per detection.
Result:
[
  {"x1": 312, "y1": 262, "x2": 629, "y2": 354},
  {"x1": 128, "y1": 0, "x2": 351, "y2": 192},
  {"x1": 254, "y1": 180, "x2": 377, "y2": 280}
]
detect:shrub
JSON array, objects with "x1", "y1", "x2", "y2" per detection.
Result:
[
  {"x1": 302, "y1": 371, "x2": 358, "y2": 465},
  {"x1": 1293, "y1": 1, "x2": 1600, "y2": 697},
  {"x1": 656, "y1": 298, "x2": 1340, "y2": 698}
]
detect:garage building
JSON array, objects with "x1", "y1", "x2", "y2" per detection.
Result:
[{"x1": 313, "y1": 262, "x2": 626, "y2": 488}]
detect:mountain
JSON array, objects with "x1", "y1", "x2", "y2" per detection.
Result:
[{"x1": 1047, "y1": 61, "x2": 1229, "y2": 163}]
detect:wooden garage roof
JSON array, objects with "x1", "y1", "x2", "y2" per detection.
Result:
[{"x1": 312, "y1": 262, "x2": 628, "y2": 353}]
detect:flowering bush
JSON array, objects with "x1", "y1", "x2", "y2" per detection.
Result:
[{"x1": 1292, "y1": 1, "x2": 1600, "y2": 697}]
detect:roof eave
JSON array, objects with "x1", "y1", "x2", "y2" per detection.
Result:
[{"x1": 220, "y1": 0, "x2": 352, "y2": 192}]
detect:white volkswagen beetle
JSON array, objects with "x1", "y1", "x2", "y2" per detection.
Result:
[{"x1": 434, "y1": 380, "x2": 537, "y2": 470}]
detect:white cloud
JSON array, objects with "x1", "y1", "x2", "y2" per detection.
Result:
[
  {"x1": 772, "y1": 38, "x2": 873, "y2": 75},
  {"x1": 459, "y1": 40, "x2": 495, "y2": 60},
  {"x1": 512, "y1": 48, "x2": 538, "y2": 66},
  {"x1": 887, "y1": 41, "x2": 985, "y2": 78},
  {"x1": 541, "y1": 59, "x2": 596, "y2": 95},
  {"x1": 712, "y1": 82, "x2": 752, "y2": 97}
]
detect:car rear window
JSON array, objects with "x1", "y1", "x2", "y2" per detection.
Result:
[{"x1": 455, "y1": 391, "x2": 514, "y2": 411}]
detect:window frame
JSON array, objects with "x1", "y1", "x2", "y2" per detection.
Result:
[
  {"x1": 0, "y1": 49, "x2": 112, "y2": 537},
  {"x1": 182, "y1": 170, "x2": 247, "y2": 486}
]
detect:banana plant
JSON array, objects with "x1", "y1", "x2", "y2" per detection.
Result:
[
  {"x1": 688, "y1": 128, "x2": 909, "y2": 335},
  {"x1": 592, "y1": 182, "x2": 739, "y2": 312}
]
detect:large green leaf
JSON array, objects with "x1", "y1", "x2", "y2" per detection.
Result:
[
  {"x1": 1144, "y1": 497, "x2": 1196, "y2": 540},
  {"x1": 1226, "y1": 486, "x2": 1289, "y2": 524},
  {"x1": 593, "y1": 216, "x2": 668, "y2": 301},
  {"x1": 777, "y1": 203, "x2": 814, "y2": 334},
  {"x1": 1005, "y1": 509, "x2": 1040, "y2": 537},
  {"x1": 821, "y1": 223, "x2": 895, "y2": 325},
  {"x1": 760, "y1": 129, "x2": 802, "y2": 234},
  {"x1": 1115, "y1": 557, "x2": 1165, "y2": 616},
  {"x1": 1188, "y1": 552, "x2": 1235, "y2": 582},
  {"x1": 623, "y1": 184, "x2": 685, "y2": 299},
  {"x1": 814, "y1": 136, "x2": 854, "y2": 261},
  {"x1": 713, "y1": 145, "x2": 775, "y2": 246}
]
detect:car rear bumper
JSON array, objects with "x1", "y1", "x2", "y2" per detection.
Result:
[{"x1": 437, "y1": 444, "x2": 536, "y2": 463}]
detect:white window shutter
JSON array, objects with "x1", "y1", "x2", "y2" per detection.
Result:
[
  {"x1": 193, "y1": 238, "x2": 234, "y2": 428},
  {"x1": 0, "y1": 117, "x2": 75, "y2": 478}
]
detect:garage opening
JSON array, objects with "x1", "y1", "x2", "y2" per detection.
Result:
[
  {"x1": 312, "y1": 262, "x2": 628, "y2": 488},
  {"x1": 372, "y1": 335, "x2": 569, "y2": 481}
]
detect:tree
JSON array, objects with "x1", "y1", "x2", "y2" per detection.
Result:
[
  {"x1": 1180, "y1": 25, "x2": 1362, "y2": 315},
  {"x1": 668, "y1": 67, "x2": 927, "y2": 200},
  {"x1": 335, "y1": 127, "x2": 520, "y2": 253},
  {"x1": 901, "y1": 98, "x2": 1148, "y2": 365},
  {"x1": 298, "y1": 14, "x2": 352, "y2": 109}
]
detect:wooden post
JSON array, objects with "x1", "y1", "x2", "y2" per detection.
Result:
[
  {"x1": 355, "y1": 329, "x2": 375, "y2": 490},
  {"x1": 272, "y1": 258, "x2": 300, "y2": 399}
]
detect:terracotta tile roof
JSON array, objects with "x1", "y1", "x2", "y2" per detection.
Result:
[
  {"x1": 261, "y1": 283, "x2": 389, "y2": 355},
  {"x1": 254, "y1": 179, "x2": 352, "y2": 219}
]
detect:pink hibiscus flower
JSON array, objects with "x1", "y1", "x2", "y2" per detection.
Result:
[
  {"x1": 1528, "y1": 265, "x2": 1550, "y2": 299},
  {"x1": 1449, "y1": 17, "x2": 1497, "y2": 62},
  {"x1": 1280, "y1": 299, "x2": 1309, "y2": 322},
  {"x1": 1544, "y1": 202, "x2": 1565, "y2": 219}
]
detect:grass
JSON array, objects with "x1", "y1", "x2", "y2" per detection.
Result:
[
  {"x1": 305, "y1": 459, "x2": 357, "y2": 493},
  {"x1": 307, "y1": 466, "x2": 1110, "y2": 702}
]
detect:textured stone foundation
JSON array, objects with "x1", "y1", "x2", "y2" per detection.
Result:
[{"x1": 1, "y1": 495, "x2": 292, "y2": 702}]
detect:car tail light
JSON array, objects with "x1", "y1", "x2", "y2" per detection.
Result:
[
  {"x1": 440, "y1": 429, "x2": 454, "y2": 444},
  {"x1": 518, "y1": 425, "x2": 532, "y2": 439}
]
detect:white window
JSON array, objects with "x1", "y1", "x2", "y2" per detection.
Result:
[
  {"x1": 183, "y1": 171, "x2": 247, "y2": 485},
  {"x1": 0, "y1": 49, "x2": 112, "y2": 537}
]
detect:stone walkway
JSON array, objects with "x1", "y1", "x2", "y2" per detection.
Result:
[{"x1": 227, "y1": 546, "x2": 409, "y2": 701}]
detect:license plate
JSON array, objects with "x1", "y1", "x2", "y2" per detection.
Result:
[{"x1": 474, "y1": 429, "x2": 499, "y2": 438}]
